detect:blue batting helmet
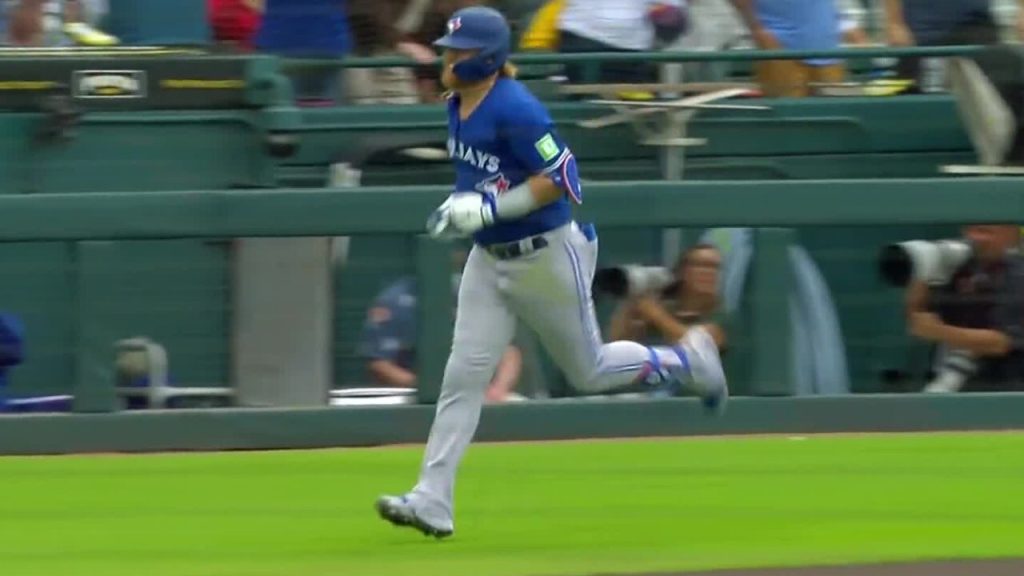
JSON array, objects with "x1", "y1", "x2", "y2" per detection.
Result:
[{"x1": 433, "y1": 6, "x2": 511, "y2": 82}]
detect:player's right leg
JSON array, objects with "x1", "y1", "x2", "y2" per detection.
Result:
[{"x1": 376, "y1": 246, "x2": 516, "y2": 538}]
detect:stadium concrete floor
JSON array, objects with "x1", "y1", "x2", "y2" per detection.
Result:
[{"x1": 603, "y1": 558, "x2": 1024, "y2": 576}]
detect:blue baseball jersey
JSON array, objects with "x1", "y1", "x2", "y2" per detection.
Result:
[{"x1": 447, "y1": 77, "x2": 582, "y2": 245}]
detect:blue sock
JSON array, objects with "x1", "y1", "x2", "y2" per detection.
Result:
[{"x1": 672, "y1": 345, "x2": 691, "y2": 377}]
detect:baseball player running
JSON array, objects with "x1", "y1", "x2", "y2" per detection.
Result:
[{"x1": 376, "y1": 6, "x2": 727, "y2": 539}]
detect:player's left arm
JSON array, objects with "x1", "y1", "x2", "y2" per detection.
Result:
[{"x1": 493, "y1": 103, "x2": 582, "y2": 220}]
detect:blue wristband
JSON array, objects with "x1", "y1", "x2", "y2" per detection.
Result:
[{"x1": 481, "y1": 192, "x2": 497, "y2": 224}]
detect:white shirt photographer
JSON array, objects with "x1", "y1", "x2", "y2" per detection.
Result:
[{"x1": 558, "y1": 0, "x2": 687, "y2": 51}]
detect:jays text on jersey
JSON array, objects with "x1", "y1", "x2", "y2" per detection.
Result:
[{"x1": 446, "y1": 77, "x2": 582, "y2": 245}]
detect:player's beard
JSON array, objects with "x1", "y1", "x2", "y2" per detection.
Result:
[
  {"x1": 441, "y1": 64, "x2": 463, "y2": 91},
  {"x1": 442, "y1": 64, "x2": 487, "y2": 93}
]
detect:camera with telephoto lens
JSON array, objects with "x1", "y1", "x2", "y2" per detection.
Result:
[
  {"x1": 877, "y1": 239, "x2": 978, "y2": 392},
  {"x1": 877, "y1": 239, "x2": 974, "y2": 288},
  {"x1": 923, "y1": 347, "x2": 977, "y2": 394},
  {"x1": 593, "y1": 265, "x2": 676, "y2": 299}
]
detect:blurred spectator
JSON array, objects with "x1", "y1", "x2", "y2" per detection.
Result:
[
  {"x1": 837, "y1": 0, "x2": 870, "y2": 45},
  {"x1": 885, "y1": 0, "x2": 1002, "y2": 47},
  {"x1": 8, "y1": 0, "x2": 74, "y2": 46},
  {"x1": 209, "y1": 0, "x2": 262, "y2": 51},
  {"x1": 0, "y1": 312, "x2": 24, "y2": 412},
  {"x1": 729, "y1": 0, "x2": 846, "y2": 97},
  {"x1": 357, "y1": 279, "x2": 524, "y2": 402},
  {"x1": 519, "y1": 0, "x2": 562, "y2": 52},
  {"x1": 254, "y1": 0, "x2": 352, "y2": 105},
  {"x1": 0, "y1": 312, "x2": 73, "y2": 413},
  {"x1": 402, "y1": 0, "x2": 480, "y2": 103},
  {"x1": 63, "y1": 0, "x2": 115, "y2": 45},
  {"x1": 0, "y1": 2, "x2": 8, "y2": 43},
  {"x1": 492, "y1": 0, "x2": 547, "y2": 39},
  {"x1": 907, "y1": 224, "x2": 1024, "y2": 393},
  {"x1": 674, "y1": 0, "x2": 865, "y2": 83},
  {"x1": 7, "y1": 0, "x2": 74, "y2": 46},
  {"x1": 607, "y1": 244, "x2": 727, "y2": 349},
  {"x1": 556, "y1": 0, "x2": 688, "y2": 87},
  {"x1": 606, "y1": 244, "x2": 727, "y2": 396},
  {"x1": 884, "y1": 0, "x2": 1007, "y2": 92},
  {"x1": 668, "y1": 0, "x2": 744, "y2": 82},
  {"x1": 358, "y1": 253, "x2": 523, "y2": 403},
  {"x1": 7, "y1": 1, "x2": 40, "y2": 45},
  {"x1": 344, "y1": 0, "x2": 424, "y2": 104}
]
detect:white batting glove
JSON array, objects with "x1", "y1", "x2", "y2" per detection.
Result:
[
  {"x1": 425, "y1": 196, "x2": 470, "y2": 241},
  {"x1": 426, "y1": 196, "x2": 454, "y2": 238},
  {"x1": 447, "y1": 192, "x2": 496, "y2": 234}
]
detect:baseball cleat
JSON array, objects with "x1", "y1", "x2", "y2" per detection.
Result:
[
  {"x1": 678, "y1": 326, "x2": 729, "y2": 414},
  {"x1": 375, "y1": 494, "x2": 454, "y2": 539}
]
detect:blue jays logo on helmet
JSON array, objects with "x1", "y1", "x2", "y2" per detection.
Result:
[{"x1": 433, "y1": 6, "x2": 510, "y2": 82}]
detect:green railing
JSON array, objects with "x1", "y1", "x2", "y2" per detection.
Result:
[
  {"x1": 1, "y1": 177, "x2": 1021, "y2": 412},
  {"x1": 282, "y1": 45, "x2": 983, "y2": 70}
]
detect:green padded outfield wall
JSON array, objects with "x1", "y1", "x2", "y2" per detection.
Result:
[
  {"x1": 0, "y1": 110, "x2": 267, "y2": 397},
  {"x1": 75, "y1": 240, "x2": 231, "y2": 392},
  {"x1": 0, "y1": 243, "x2": 75, "y2": 397},
  {"x1": 0, "y1": 179, "x2": 1017, "y2": 404},
  {"x1": 0, "y1": 52, "x2": 283, "y2": 397},
  {"x1": 0, "y1": 88, "x2": 983, "y2": 397},
  {"x1": 3, "y1": 394, "x2": 1024, "y2": 455}
]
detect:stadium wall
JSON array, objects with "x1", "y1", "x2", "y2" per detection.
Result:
[{"x1": 1, "y1": 394, "x2": 1023, "y2": 455}]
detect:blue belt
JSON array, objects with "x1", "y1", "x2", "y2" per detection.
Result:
[{"x1": 485, "y1": 236, "x2": 549, "y2": 260}]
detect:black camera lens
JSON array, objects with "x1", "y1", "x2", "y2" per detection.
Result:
[{"x1": 878, "y1": 244, "x2": 914, "y2": 287}]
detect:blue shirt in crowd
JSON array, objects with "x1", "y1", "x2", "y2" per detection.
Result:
[
  {"x1": 755, "y1": 0, "x2": 841, "y2": 66},
  {"x1": 358, "y1": 277, "x2": 419, "y2": 374},
  {"x1": 255, "y1": 0, "x2": 353, "y2": 57}
]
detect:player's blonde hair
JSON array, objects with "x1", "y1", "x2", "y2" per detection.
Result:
[{"x1": 500, "y1": 62, "x2": 519, "y2": 79}]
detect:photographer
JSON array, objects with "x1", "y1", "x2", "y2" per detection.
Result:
[
  {"x1": 607, "y1": 244, "x2": 727, "y2": 350},
  {"x1": 903, "y1": 224, "x2": 1024, "y2": 393}
]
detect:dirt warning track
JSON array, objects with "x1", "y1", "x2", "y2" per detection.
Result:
[{"x1": 594, "y1": 558, "x2": 1024, "y2": 576}]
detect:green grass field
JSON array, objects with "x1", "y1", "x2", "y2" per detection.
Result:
[{"x1": 3, "y1": 432, "x2": 1024, "y2": 576}]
